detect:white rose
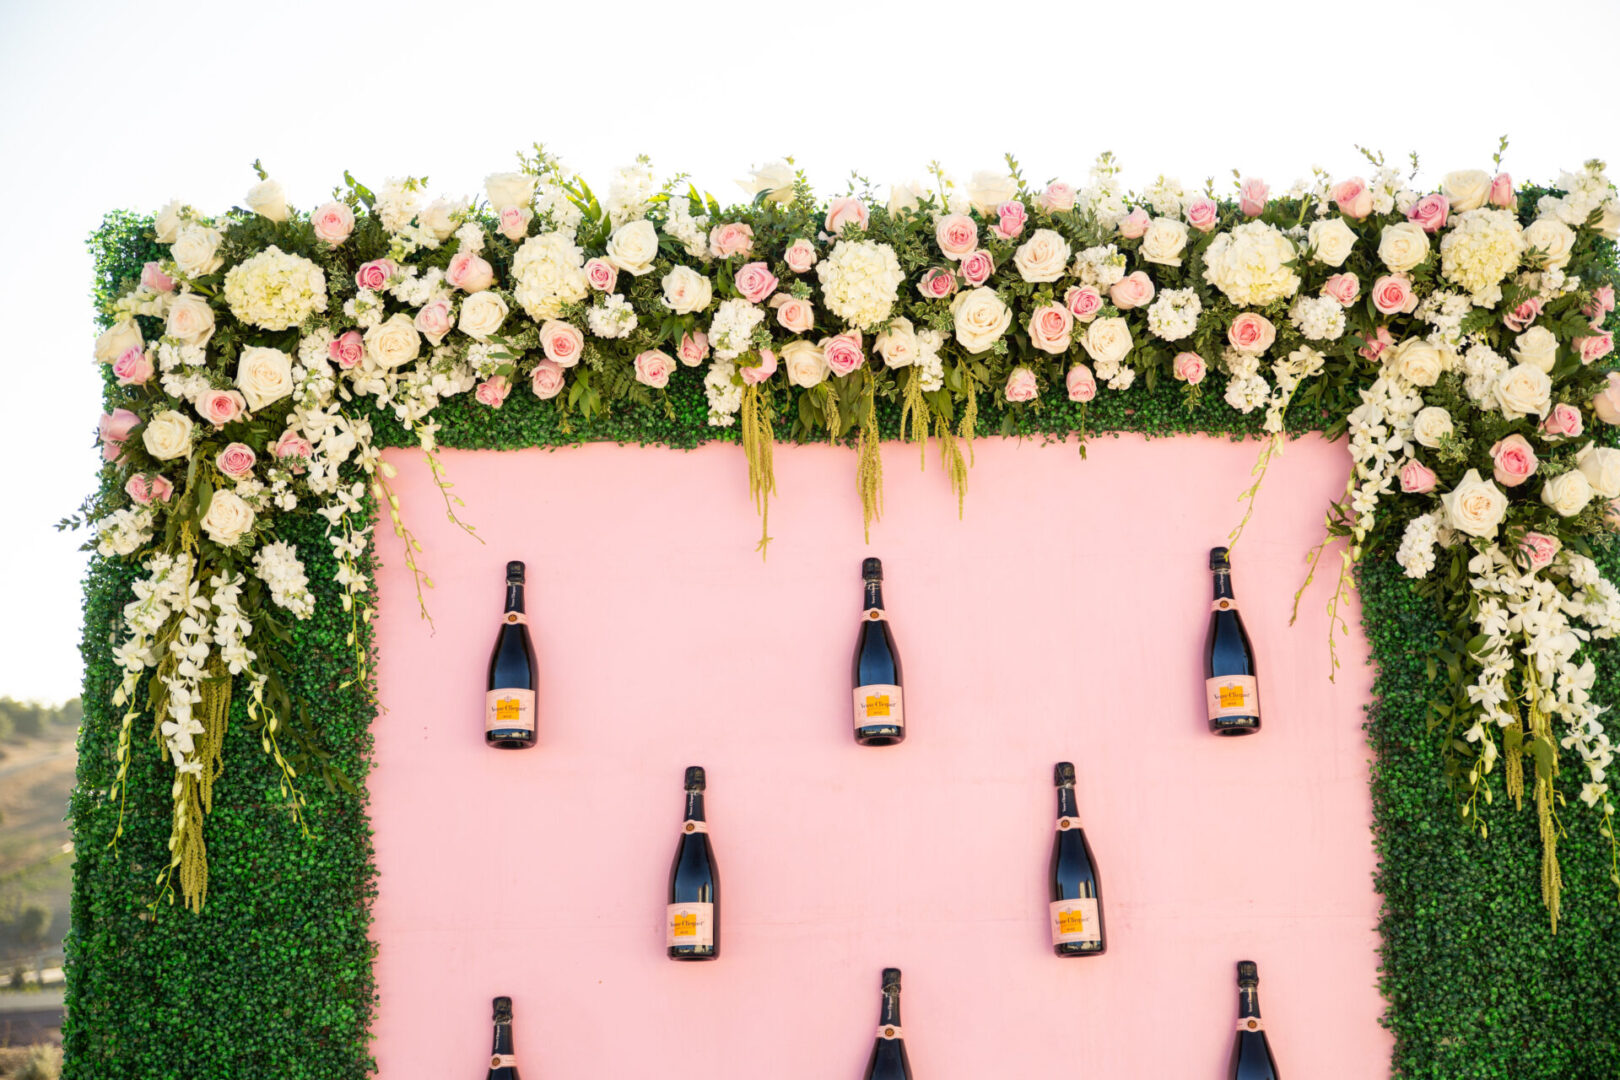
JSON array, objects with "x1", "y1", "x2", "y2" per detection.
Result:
[
  {"x1": 1390, "y1": 338, "x2": 1443, "y2": 387},
  {"x1": 485, "y1": 172, "x2": 536, "y2": 212},
  {"x1": 165, "y1": 294, "x2": 216, "y2": 346},
  {"x1": 1442, "y1": 170, "x2": 1492, "y2": 212},
  {"x1": 1139, "y1": 218, "x2": 1189, "y2": 267},
  {"x1": 1596, "y1": 200, "x2": 1620, "y2": 242},
  {"x1": 606, "y1": 220, "x2": 659, "y2": 276},
  {"x1": 1308, "y1": 218, "x2": 1358, "y2": 267},
  {"x1": 1523, "y1": 218, "x2": 1576, "y2": 269},
  {"x1": 171, "y1": 224, "x2": 223, "y2": 277},
  {"x1": 739, "y1": 161, "x2": 795, "y2": 206},
  {"x1": 141, "y1": 409, "x2": 193, "y2": 461},
  {"x1": 419, "y1": 197, "x2": 461, "y2": 243},
  {"x1": 967, "y1": 171, "x2": 1017, "y2": 216},
  {"x1": 1512, "y1": 326, "x2": 1559, "y2": 373},
  {"x1": 1577, "y1": 443, "x2": 1620, "y2": 499},
  {"x1": 363, "y1": 313, "x2": 422, "y2": 370},
  {"x1": 888, "y1": 181, "x2": 925, "y2": 217},
  {"x1": 245, "y1": 180, "x2": 288, "y2": 223},
  {"x1": 951, "y1": 287, "x2": 1012, "y2": 353},
  {"x1": 1013, "y1": 228, "x2": 1071, "y2": 283},
  {"x1": 94, "y1": 320, "x2": 143, "y2": 363},
  {"x1": 1082, "y1": 316, "x2": 1135, "y2": 366},
  {"x1": 154, "y1": 200, "x2": 185, "y2": 244},
  {"x1": 1378, "y1": 222, "x2": 1431, "y2": 273},
  {"x1": 458, "y1": 292, "x2": 509, "y2": 342},
  {"x1": 781, "y1": 340, "x2": 828, "y2": 387},
  {"x1": 1441, "y1": 469, "x2": 1508, "y2": 537},
  {"x1": 874, "y1": 317, "x2": 920, "y2": 368},
  {"x1": 662, "y1": 265, "x2": 713, "y2": 315},
  {"x1": 200, "y1": 489, "x2": 256, "y2": 547},
  {"x1": 1412, "y1": 406, "x2": 1454, "y2": 448},
  {"x1": 1542, "y1": 469, "x2": 1595, "y2": 518},
  {"x1": 235, "y1": 346, "x2": 295, "y2": 411},
  {"x1": 1494, "y1": 363, "x2": 1553, "y2": 420}
]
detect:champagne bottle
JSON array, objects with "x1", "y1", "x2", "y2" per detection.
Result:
[
  {"x1": 486, "y1": 995, "x2": 521, "y2": 1080},
  {"x1": 486, "y1": 561, "x2": 537, "y2": 749},
  {"x1": 1048, "y1": 761, "x2": 1107, "y2": 957},
  {"x1": 1228, "y1": 961, "x2": 1281, "y2": 1080},
  {"x1": 1205, "y1": 547, "x2": 1261, "y2": 736},
  {"x1": 853, "y1": 558, "x2": 905, "y2": 746},
  {"x1": 667, "y1": 765, "x2": 720, "y2": 961},
  {"x1": 862, "y1": 967, "x2": 913, "y2": 1080}
]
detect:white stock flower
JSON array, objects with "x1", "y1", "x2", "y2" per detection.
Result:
[{"x1": 1442, "y1": 170, "x2": 1492, "y2": 212}]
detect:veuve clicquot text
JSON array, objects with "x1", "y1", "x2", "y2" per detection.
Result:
[
  {"x1": 853, "y1": 558, "x2": 904, "y2": 746},
  {"x1": 1228, "y1": 961, "x2": 1281, "y2": 1080},
  {"x1": 1049, "y1": 761, "x2": 1107, "y2": 957},
  {"x1": 667, "y1": 765, "x2": 719, "y2": 960},
  {"x1": 863, "y1": 967, "x2": 913, "y2": 1080},
  {"x1": 486, "y1": 561, "x2": 537, "y2": 749},
  {"x1": 486, "y1": 995, "x2": 521, "y2": 1080},
  {"x1": 1205, "y1": 546, "x2": 1261, "y2": 735}
]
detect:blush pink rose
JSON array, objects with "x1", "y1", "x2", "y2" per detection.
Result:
[
  {"x1": 311, "y1": 201, "x2": 356, "y2": 245},
  {"x1": 959, "y1": 250, "x2": 995, "y2": 287},
  {"x1": 125, "y1": 473, "x2": 174, "y2": 504},
  {"x1": 708, "y1": 222, "x2": 755, "y2": 259},
  {"x1": 677, "y1": 331, "x2": 710, "y2": 366},
  {"x1": 936, "y1": 214, "x2": 979, "y2": 260},
  {"x1": 413, "y1": 298, "x2": 454, "y2": 344},
  {"x1": 1333, "y1": 177, "x2": 1373, "y2": 219},
  {"x1": 1039, "y1": 183, "x2": 1076, "y2": 213},
  {"x1": 1488, "y1": 173, "x2": 1515, "y2": 209},
  {"x1": 1322, "y1": 273, "x2": 1360, "y2": 306},
  {"x1": 1519, "y1": 532, "x2": 1561, "y2": 571},
  {"x1": 498, "y1": 207, "x2": 532, "y2": 241},
  {"x1": 539, "y1": 320, "x2": 584, "y2": 368},
  {"x1": 196, "y1": 389, "x2": 246, "y2": 427},
  {"x1": 735, "y1": 261, "x2": 780, "y2": 304},
  {"x1": 329, "y1": 330, "x2": 364, "y2": 369},
  {"x1": 215, "y1": 442, "x2": 256, "y2": 478},
  {"x1": 272, "y1": 429, "x2": 313, "y2": 466},
  {"x1": 991, "y1": 200, "x2": 1028, "y2": 241},
  {"x1": 1576, "y1": 332, "x2": 1614, "y2": 364},
  {"x1": 1109, "y1": 271, "x2": 1156, "y2": 310},
  {"x1": 530, "y1": 359, "x2": 565, "y2": 400},
  {"x1": 917, "y1": 267, "x2": 957, "y2": 300},
  {"x1": 1117, "y1": 207, "x2": 1150, "y2": 239},
  {"x1": 354, "y1": 259, "x2": 397, "y2": 292},
  {"x1": 784, "y1": 239, "x2": 817, "y2": 274},
  {"x1": 769, "y1": 293, "x2": 814, "y2": 333},
  {"x1": 1594, "y1": 285, "x2": 1615, "y2": 314},
  {"x1": 1185, "y1": 198, "x2": 1219, "y2": 233},
  {"x1": 141, "y1": 261, "x2": 176, "y2": 293},
  {"x1": 98, "y1": 409, "x2": 140, "y2": 462},
  {"x1": 1490, "y1": 434, "x2": 1539, "y2": 488},
  {"x1": 1228, "y1": 312, "x2": 1277, "y2": 354},
  {"x1": 825, "y1": 197, "x2": 870, "y2": 234},
  {"x1": 1503, "y1": 297, "x2": 1544, "y2": 332},
  {"x1": 1066, "y1": 363, "x2": 1097, "y2": 402},
  {"x1": 822, "y1": 332, "x2": 865, "y2": 377},
  {"x1": 1371, "y1": 274, "x2": 1418, "y2": 315},
  {"x1": 1004, "y1": 367, "x2": 1038, "y2": 402},
  {"x1": 1065, "y1": 285, "x2": 1104, "y2": 322},
  {"x1": 1172, "y1": 351, "x2": 1207, "y2": 385},
  {"x1": 1543, "y1": 402, "x2": 1584, "y2": 439},
  {"x1": 1399, "y1": 459, "x2": 1438, "y2": 494},
  {"x1": 1359, "y1": 326, "x2": 1396, "y2": 361},
  {"x1": 634, "y1": 349, "x2": 676, "y2": 389},
  {"x1": 1406, "y1": 193, "x2": 1450, "y2": 234},
  {"x1": 475, "y1": 376, "x2": 512, "y2": 409},
  {"x1": 1239, "y1": 178, "x2": 1269, "y2": 218},
  {"x1": 448, "y1": 252, "x2": 496, "y2": 293},
  {"x1": 113, "y1": 346, "x2": 153, "y2": 386},
  {"x1": 1027, "y1": 302, "x2": 1074, "y2": 355},
  {"x1": 742, "y1": 348, "x2": 778, "y2": 386}
]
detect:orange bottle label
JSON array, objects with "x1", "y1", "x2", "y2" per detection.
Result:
[
  {"x1": 854, "y1": 684, "x2": 903, "y2": 728},
  {"x1": 666, "y1": 902, "x2": 715, "y2": 947},
  {"x1": 1206, "y1": 676, "x2": 1259, "y2": 720},
  {"x1": 486, "y1": 689, "x2": 535, "y2": 732}
]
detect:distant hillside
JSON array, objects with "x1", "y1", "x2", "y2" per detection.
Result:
[{"x1": 0, "y1": 699, "x2": 79, "y2": 977}]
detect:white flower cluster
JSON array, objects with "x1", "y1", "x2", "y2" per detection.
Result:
[
  {"x1": 252, "y1": 541, "x2": 314, "y2": 619},
  {"x1": 708, "y1": 298, "x2": 764, "y2": 361},
  {"x1": 1072, "y1": 244, "x2": 1126, "y2": 289},
  {"x1": 1146, "y1": 288, "x2": 1201, "y2": 342},
  {"x1": 661, "y1": 197, "x2": 711, "y2": 260},
  {"x1": 704, "y1": 360, "x2": 743, "y2": 427},
  {"x1": 94, "y1": 506, "x2": 155, "y2": 557},
  {"x1": 1203, "y1": 222, "x2": 1301, "y2": 307},
  {"x1": 1396, "y1": 510, "x2": 1443, "y2": 578},
  {"x1": 1414, "y1": 290, "x2": 1473, "y2": 346},
  {"x1": 816, "y1": 240, "x2": 904, "y2": 331},
  {"x1": 1536, "y1": 160, "x2": 1620, "y2": 239},
  {"x1": 223, "y1": 246, "x2": 328, "y2": 331},
  {"x1": 1263, "y1": 346, "x2": 1326, "y2": 435},
  {"x1": 1289, "y1": 294, "x2": 1346, "y2": 342},
  {"x1": 913, "y1": 329, "x2": 946, "y2": 393},
  {"x1": 604, "y1": 160, "x2": 657, "y2": 227},
  {"x1": 511, "y1": 231, "x2": 588, "y2": 320},
  {"x1": 1439, "y1": 209, "x2": 1525, "y2": 302},
  {"x1": 587, "y1": 293, "x2": 637, "y2": 339},
  {"x1": 1344, "y1": 375, "x2": 1423, "y2": 536},
  {"x1": 1221, "y1": 349, "x2": 1271, "y2": 414}
]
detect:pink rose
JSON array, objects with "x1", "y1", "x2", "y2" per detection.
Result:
[
  {"x1": 991, "y1": 200, "x2": 1028, "y2": 241},
  {"x1": 475, "y1": 376, "x2": 511, "y2": 409},
  {"x1": 1004, "y1": 367, "x2": 1038, "y2": 402},
  {"x1": 1065, "y1": 285, "x2": 1103, "y2": 322},
  {"x1": 1117, "y1": 208, "x2": 1150, "y2": 239},
  {"x1": 354, "y1": 259, "x2": 397, "y2": 292},
  {"x1": 1543, "y1": 402, "x2": 1584, "y2": 439},
  {"x1": 530, "y1": 359, "x2": 565, "y2": 400},
  {"x1": 98, "y1": 409, "x2": 140, "y2": 462},
  {"x1": 1185, "y1": 198, "x2": 1219, "y2": 233},
  {"x1": 1577, "y1": 332, "x2": 1614, "y2": 364},
  {"x1": 1239, "y1": 178, "x2": 1269, "y2": 218},
  {"x1": 677, "y1": 331, "x2": 710, "y2": 367},
  {"x1": 935, "y1": 214, "x2": 978, "y2": 260},
  {"x1": 959, "y1": 250, "x2": 995, "y2": 287},
  {"x1": 498, "y1": 207, "x2": 532, "y2": 241},
  {"x1": 1520, "y1": 532, "x2": 1561, "y2": 571},
  {"x1": 1359, "y1": 326, "x2": 1396, "y2": 362},
  {"x1": 539, "y1": 320, "x2": 584, "y2": 368},
  {"x1": 1027, "y1": 302, "x2": 1074, "y2": 355},
  {"x1": 742, "y1": 348, "x2": 778, "y2": 386},
  {"x1": 311, "y1": 201, "x2": 356, "y2": 246},
  {"x1": 448, "y1": 252, "x2": 496, "y2": 293},
  {"x1": 1399, "y1": 459, "x2": 1438, "y2": 494},
  {"x1": 1066, "y1": 363, "x2": 1097, "y2": 402},
  {"x1": 1503, "y1": 297, "x2": 1544, "y2": 332},
  {"x1": 917, "y1": 267, "x2": 957, "y2": 300},
  {"x1": 1109, "y1": 271, "x2": 1156, "y2": 310},
  {"x1": 634, "y1": 349, "x2": 676, "y2": 389},
  {"x1": 1488, "y1": 173, "x2": 1515, "y2": 210},
  {"x1": 329, "y1": 330, "x2": 364, "y2": 369},
  {"x1": 272, "y1": 429, "x2": 313, "y2": 466},
  {"x1": 822, "y1": 332, "x2": 865, "y2": 377},
  {"x1": 196, "y1": 389, "x2": 246, "y2": 427},
  {"x1": 125, "y1": 473, "x2": 174, "y2": 505},
  {"x1": 215, "y1": 441, "x2": 256, "y2": 479},
  {"x1": 769, "y1": 293, "x2": 814, "y2": 333},
  {"x1": 735, "y1": 261, "x2": 780, "y2": 304},
  {"x1": 1371, "y1": 274, "x2": 1418, "y2": 315},
  {"x1": 140, "y1": 261, "x2": 175, "y2": 293},
  {"x1": 708, "y1": 222, "x2": 755, "y2": 259},
  {"x1": 113, "y1": 346, "x2": 153, "y2": 386},
  {"x1": 1039, "y1": 183, "x2": 1076, "y2": 213},
  {"x1": 1172, "y1": 351, "x2": 1207, "y2": 385},
  {"x1": 1490, "y1": 434, "x2": 1539, "y2": 488},
  {"x1": 1333, "y1": 177, "x2": 1373, "y2": 219},
  {"x1": 1406, "y1": 193, "x2": 1450, "y2": 234},
  {"x1": 413, "y1": 298, "x2": 454, "y2": 345},
  {"x1": 825, "y1": 197, "x2": 870, "y2": 234},
  {"x1": 1322, "y1": 273, "x2": 1360, "y2": 306},
  {"x1": 1595, "y1": 285, "x2": 1615, "y2": 314},
  {"x1": 1228, "y1": 312, "x2": 1276, "y2": 355},
  {"x1": 784, "y1": 239, "x2": 817, "y2": 274}
]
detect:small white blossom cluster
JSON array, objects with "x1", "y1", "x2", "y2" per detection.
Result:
[
  {"x1": 704, "y1": 360, "x2": 743, "y2": 427},
  {"x1": 1289, "y1": 294, "x2": 1347, "y2": 341},
  {"x1": 252, "y1": 541, "x2": 315, "y2": 619},
  {"x1": 94, "y1": 506, "x2": 155, "y2": 556},
  {"x1": 708, "y1": 299, "x2": 764, "y2": 361},
  {"x1": 913, "y1": 329, "x2": 946, "y2": 393},
  {"x1": 660, "y1": 197, "x2": 712, "y2": 260},
  {"x1": 1396, "y1": 510, "x2": 1443, "y2": 578},
  {"x1": 1414, "y1": 290, "x2": 1473, "y2": 345},
  {"x1": 1221, "y1": 349, "x2": 1271, "y2": 414},
  {"x1": 1262, "y1": 346, "x2": 1326, "y2": 434},
  {"x1": 1072, "y1": 244, "x2": 1126, "y2": 289},
  {"x1": 587, "y1": 293, "x2": 638, "y2": 339},
  {"x1": 604, "y1": 160, "x2": 657, "y2": 227},
  {"x1": 1146, "y1": 288, "x2": 1201, "y2": 341},
  {"x1": 1536, "y1": 160, "x2": 1620, "y2": 239}
]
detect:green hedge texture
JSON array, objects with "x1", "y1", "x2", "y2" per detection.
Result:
[{"x1": 70, "y1": 213, "x2": 1620, "y2": 1078}]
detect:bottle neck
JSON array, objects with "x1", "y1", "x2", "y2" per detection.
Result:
[
  {"x1": 863, "y1": 579, "x2": 885, "y2": 611},
  {"x1": 684, "y1": 791, "x2": 706, "y2": 822},
  {"x1": 879, "y1": 987, "x2": 902, "y2": 1027},
  {"x1": 491, "y1": 1019, "x2": 515, "y2": 1055},
  {"x1": 504, "y1": 582, "x2": 526, "y2": 614},
  {"x1": 1056, "y1": 784, "x2": 1079, "y2": 820},
  {"x1": 1212, "y1": 569, "x2": 1235, "y2": 602},
  {"x1": 1238, "y1": 985, "x2": 1262, "y2": 1020}
]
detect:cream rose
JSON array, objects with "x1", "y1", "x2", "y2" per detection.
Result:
[
  {"x1": 1412, "y1": 406, "x2": 1454, "y2": 448},
  {"x1": 1012, "y1": 228, "x2": 1071, "y2": 283},
  {"x1": 458, "y1": 292, "x2": 510, "y2": 342},
  {"x1": 245, "y1": 180, "x2": 289, "y2": 223},
  {"x1": 94, "y1": 320, "x2": 143, "y2": 363},
  {"x1": 874, "y1": 318, "x2": 919, "y2": 368},
  {"x1": 1442, "y1": 170, "x2": 1492, "y2": 212},
  {"x1": 200, "y1": 489, "x2": 255, "y2": 546},
  {"x1": 154, "y1": 200, "x2": 184, "y2": 244},
  {"x1": 1495, "y1": 363, "x2": 1553, "y2": 420},
  {"x1": 1389, "y1": 338, "x2": 1443, "y2": 387},
  {"x1": 1440, "y1": 469, "x2": 1508, "y2": 538},
  {"x1": 165, "y1": 294, "x2": 215, "y2": 346},
  {"x1": 235, "y1": 346, "x2": 295, "y2": 411},
  {"x1": 662, "y1": 265, "x2": 713, "y2": 315},
  {"x1": 1378, "y1": 222, "x2": 1431, "y2": 273},
  {"x1": 1523, "y1": 218, "x2": 1576, "y2": 269},
  {"x1": 485, "y1": 172, "x2": 536, "y2": 212},
  {"x1": 1139, "y1": 218, "x2": 1189, "y2": 267},
  {"x1": 1512, "y1": 326, "x2": 1559, "y2": 373},
  {"x1": 1308, "y1": 218, "x2": 1358, "y2": 267},
  {"x1": 141, "y1": 410, "x2": 193, "y2": 461},
  {"x1": 1542, "y1": 469, "x2": 1595, "y2": 517},
  {"x1": 888, "y1": 181, "x2": 924, "y2": 217},
  {"x1": 967, "y1": 171, "x2": 1017, "y2": 216},
  {"x1": 1082, "y1": 316, "x2": 1134, "y2": 366},
  {"x1": 781, "y1": 340, "x2": 829, "y2": 387},
  {"x1": 419, "y1": 197, "x2": 460, "y2": 243},
  {"x1": 606, "y1": 220, "x2": 659, "y2": 276},
  {"x1": 1577, "y1": 444, "x2": 1620, "y2": 498},
  {"x1": 171, "y1": 224, "x2": 223, "y2": 277},
  {"x1": 363, "y1": 313, "x2": 422, "y2": 370},
  {"x1": 951, "y1": 287, "x2": 1012, "y2": 353}
]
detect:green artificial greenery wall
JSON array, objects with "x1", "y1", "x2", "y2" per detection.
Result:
[{"x1": 69, "y1": 213, "x2": 1620, "y2": 1079}]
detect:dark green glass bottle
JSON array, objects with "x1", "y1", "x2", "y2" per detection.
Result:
[
  {"x1": 853, "y1": 558, "x2": 905, "y2": 746},
  {"x1": 667, "y1": 766, "x2": 719, "y2": 960}
]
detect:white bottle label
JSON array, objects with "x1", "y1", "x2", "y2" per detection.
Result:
[
  {"x1": 490, "y1": 1053, "x2": 518, "y2": 1067},
  {"x1": 876, "y1": 1025, "x2": 903, "y2": 1040},
  {"x1": 680, "y1": 819, "x2": 708, "y2": 834},
  {"x1": 667, "y1": 902, "x2": 715, "y2": 948},
  {"x1": 1237, "y1": 1017, "x2": 1265, "y2": 1032},
  {"x1": 1050, "y1": 897, "x2": 1103, "y2": 945},
  {"x1": 486, "y1": 688, "x2": 535, "y2": 733}
]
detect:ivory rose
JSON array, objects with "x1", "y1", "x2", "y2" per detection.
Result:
[
  {"x1": 448, "y1": 252, "x2": 496, "y2": 293},
  {"x1": 1593, "y1": 372, "x2": 1620, "y2": 424},
  {"x1": 113, "y1": 347, "x2": 153, "y2": 386},
  {"x1": 363, "y1": 314, "x2": 421, "y2": 370},
  {"x1": 312, "y1": 201, "x2": 355, "y2": 245},
  {"x1": 166, "y1": 293, "x2": 216, "y2": 345},
  {"x1": 708, "y1": 222, "x2": 754, "y2": 259},
  {"x1": 141, "y1": 409, "x2": 194, "y2": 461},
  {"x1": 1066, "y1": 363, "x2": 1097, "y2": 402},
  {"x1": 952, "y1": 287, "x2": 1011, "y2": 353},
  {"x1": 1513, "y1": 326, "x2": 1559, "y2": 372},
  {"x1": 1412, "y1": 406, "x2": 1454, "y2": 448},
  {"x1": 459, "y1": 292, "x2": 510, "y2": 341},
  {"x1": 1004, "y1": 367, "x2": 1038, "y2": 402},
  {"x1": 825, "y1": 197, "x2": 870, "y2": 234},
  {"x1": 1109, "y1": 271, "x2": 1155, "y2": 310},
  {"x1": 1520, "y1": 532, "x2": 1561, "y2": 571},
  {"x1": 1399, "y1": 459, "x2": 1438, "y2": 494},
  {"x1": 1308, "y1": 217, "x2": 1358, "y2": 267},
  {"x1": 485, "y1": 172, "x2": 535, "y2": 212},
  {"x1": 742, "y1": 348, "x2": 778, "y2": 386},
  {"x1": 1489, "y1": 434, "x2": 1539, "y2": 487},
  {"x1": 1378, "y1": 222, "x2": 1431, "y2": 273},
  {"x1": 1082, "y1": 317, "x2": 1134, "y2": 366},
  {"x1": 1028, "y1": 302, "x2": 1074, "y2": 355},
  {"x1": 245, "y1": 180, "x2": 288, "y2": 223},
  {"x1": 936, "y1": 215, "x2": 978, "y2": 260},
  {"x1": 677, "y1": 331, "x2": 710, "y2": 366},
  {"x1": 200, "y1": 490, "x2": 255, "y2": 546},
  {"x1": 539, "y1": 320, "x2": 584, "y2": 368},
  {"x1": 735, "y1": 262, "x2": 779, "y2": 304},
  {"x1": 1577, "y1": 444, "x2": 1620, "y2": 498},
  {"x1": 770, "y1": 293, "x2": 814, "y2": 334},
  {"x1": 633, "y1": 349, "x2": 676, "y2": 389},
  {"x1": 1172, "y1": 351, "x2": 1207, "y2": 384},
  {"x1": 125, "y1": 473, "x2": 174, "y2": 504},
  {"x1": 1406, "y1": 193, "x2": 1450, "y2": 233},
  {"x1": 874, "y1": 318, "x2": 919, "y2": 368},
  {"x1": 1441, "y1": 469, "x2": 1508, "y2": 537},
  {"x1": 1185, "y1": 198, "x2": 1219, "y2": 233},
  {"x1": 1495, "y1": 363, "x2": 1553, "y2": 420},
  {"x1": 1322, "y1": 273, "x2": 1360, "y2": 306},
  {"x1": 171, "y1": 224, "x2": 223, "y2": 277},
  {"x1": 1139, "y1": 218, "x2": 1189, "y2": 266},
  {"x1": 153, "y1": 200, "x2": 183, "y2": 244},
  {"x1": 888, "y1": 182, "x2": 924, "y2": 217},
  {"x1": 1389, "y1": 338, "x2": 1443, "y2": 387},
  {"x1": 94, "y1": 320, "x2": 143, "y2": 364},
  {"x1": 1542, "y1": 469, "x2": 1595, "y2": 517},
  {"x1": 475, "y1": 376, "x2": 511, "y2": 409},
  {"x1": 662, "y1": 266, "x2": 714, "y2": 315},
  {"x1": 329, "y1": 330, "x2": 364, "y2": 368},
  {"x1": 1065, "y1": 285, "x2": 1103, "y2": 322},
  {"x1": 1524, "y1": 218, "x2": 1576, "y2": 269},
  {"x1": 1543, "y1": 403, "x2": 1584, "y2": 439},
  {"x1": 235, "y1": 346, "x2": 294, "y2": 410},
  {"x1": 606, "y1": 220, "x2": 658, "y2": 276},
  {"x1": 1013, "y1": 228, "x2": 1070, "y2": 283},
  {"x1": 784, "y1": 239, "x2": 817, "y2": 274},
  {"x1": 917, "y1": 267, "x2": 957, "y2": 300},
  {"x1": 1333, "y1": 177, "x2": 1373, "y2": 219},
  {"x1": 1239, "y1": 178, "x2": 1269, "y2": 218},
  {"x1": 419, "y1": 198, "x2": 459, "y2": 243},
  {"x1": 1227, "y1": 312, "x2": 1276, "y2": 355},
  {"x1": 216, "y1": 442, "x2": 257, "y2": 479},
  {"x1": 960, "y1": 250, "x2": 995, "y2": 287},
  {"x1": 1371, "y1": 275, "x2": 1417, "y2": 315},
  {"x1": 966, "y1": 171, "x2": 1017, "y2": 216},
  {"x1": 781, "y1": 340, "x2": 829, "y2": 387},
  {"x1": 822, "y1": 332, "x2": 865, "y2": 377},
  {"x1": 1443, "y1": 170, "x2": 1491, "y2": 212},
  {"x1": 530, "y1": 359, "x2": 565, "y2": 399}
]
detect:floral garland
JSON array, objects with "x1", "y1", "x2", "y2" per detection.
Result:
[{"x1": 82, "y1": 147, "x2": 1620, "y2": 921}]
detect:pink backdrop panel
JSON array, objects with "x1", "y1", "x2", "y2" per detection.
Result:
[{"x1": 370, "y1": 432, "x2": 1391, "y2": 1079}]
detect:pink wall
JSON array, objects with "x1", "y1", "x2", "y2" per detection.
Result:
[{"x1": 371, "y1": 433, "x2": 1391, "y2": 1078}]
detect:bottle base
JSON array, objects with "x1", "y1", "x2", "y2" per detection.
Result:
[
  {"x1": 667, "y1": 947, "x2": 719, "y2": 961},
  {"x1": 1054, "y1": 942, "x2": 1107, "y2": 957},
  {"x1": 486, "y1": 728, "x2": 537, "y2": 749},
  {"x1": 1210, "y1": 717, "x2": 1261, "y2": 736},
  {"x1": 855, "y1": 725, "x2": 905, "y2": 747}
]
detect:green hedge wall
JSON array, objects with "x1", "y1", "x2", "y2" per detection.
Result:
[{"x1": 68, "y1": 214, "x2": 1620, "y2": 1078}]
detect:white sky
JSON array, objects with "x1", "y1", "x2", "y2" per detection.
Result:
[{"x1": 1, "y1": 0, "x2": 1616, "y2": 703}]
